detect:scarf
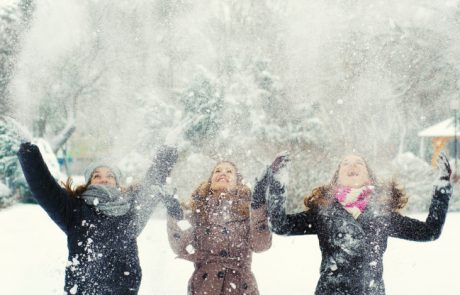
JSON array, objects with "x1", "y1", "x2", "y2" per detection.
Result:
[
  {"x1": 81, "y1": 184, "x2": 132, "y2": 216},
  {"x1": 334, "y1": 185, "x2": 374, "y2": 219}
]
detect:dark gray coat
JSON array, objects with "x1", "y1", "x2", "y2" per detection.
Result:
[
  {"x1": 264, "y1": 180, "x2": 451, "y2": 295},
  {"x1": 18, "y1": 143, "x2": 176, "y2": 295}
]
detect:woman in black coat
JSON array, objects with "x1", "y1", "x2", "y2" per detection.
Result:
[
  {"x1": 17, "y1": 142, "x2": 177, "y2": 295},
  {"x1": 253, "y1": 152, "x2": 452, "y2": 295}
]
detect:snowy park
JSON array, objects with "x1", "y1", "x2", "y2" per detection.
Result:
[
  {"x1": 1, "y1": 204, "x2": 459, "y2": 295},
  {"x1": 2, "y1": 0, "x2": 460, "y2": 294}
]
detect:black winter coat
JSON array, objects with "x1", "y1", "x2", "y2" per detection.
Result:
[
  {"x1": 264, "y1": 180, "x2": 451, "y2": 295},
  {"x1": 17, "y1": 143, "x2": 175, "y2": 295}
]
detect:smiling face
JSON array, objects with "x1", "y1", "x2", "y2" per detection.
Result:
[
  {"x1": 90, "y1": 167, "x2": 117, "y2": 186},
  {"x1": 336, "y1": 155, "x2": 371, "y2": 188},
  {"x1": 210, "y1": 162, "x2": 238, "y2": 192}
]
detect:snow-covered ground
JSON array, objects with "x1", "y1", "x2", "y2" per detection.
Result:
[{"x1": 0, "y1": 204, "x2": 458, "y2": 294}]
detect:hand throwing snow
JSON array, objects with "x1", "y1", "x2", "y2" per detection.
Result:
[
  {"x1": 270, "y1": 151, "x2": 290, "y2": 174},
  {"x1": 164, "y1": 118, "x2": 193, "y2": 148},
  {"x1": 437, "y1": 152, "x2": 451, "y2": 181},
  {"x1": 434, "y1": 152, "x2": 452, "y2": 196}
]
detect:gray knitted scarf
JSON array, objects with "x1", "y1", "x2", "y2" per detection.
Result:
[{"x1": 81, "y1": 184, "x2": 132, "y2": 216}]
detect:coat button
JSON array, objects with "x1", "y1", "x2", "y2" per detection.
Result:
[
  {"x1": 173, "y1": 233, "x2": 181, "y2": 240},
  {"x1": 242, "y1": 283, "x2": 248, "y2": 289},
  {"x1": 222, "y1": 228, "x2": 229, "y2": 234},
  {"x1": 202, "y1": 273, "x2": 208, "y2": 279},
  {"x1": 205, "y1": 228, "x2": 211, "y2": 235},
  {"x1": 217, "y1": 271, "x2": 225, "y2": 278},
  {"x1": 219, "y1": 250, "x2": 228, "y2": 257},
  {"x1": 258, "y1": 224, "x2": 267, "y2": 232}
]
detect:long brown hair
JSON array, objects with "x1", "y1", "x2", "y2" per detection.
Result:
[
  {"x1": 304, "y1": 156, "x2": 408, "y2": 212},
  {"x1": 62, "y1": 177, "x2": 139, "y2": 198},
  {"x1": 187, "y1": 161, "x2": 251, "y2": 225},
  {"x1": 62, "y1": 177, "x2": 90, "y2": 199}
]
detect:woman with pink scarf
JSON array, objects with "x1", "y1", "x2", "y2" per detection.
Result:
[{"x1": 253, "y1": 153, "x2": 452, "y2": 295}]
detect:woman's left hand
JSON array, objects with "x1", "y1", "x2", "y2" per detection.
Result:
[
  {"x1": 270, "y1": 151, "x2": 290, "y2": 174},
  {"x1": 437, "y1": 152, "x2": 452, "y2": 181}
]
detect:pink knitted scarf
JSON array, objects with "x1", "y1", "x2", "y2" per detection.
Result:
[{"x1": 334, "y1": 185, "x2": 374, "y2": 218}]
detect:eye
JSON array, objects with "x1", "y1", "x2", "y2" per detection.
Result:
[
  {"x1": 92, "y1": 174, "x2": 100, "y2": 179},
  {"x1": 106, "y1": 174, "x2": 115, "y2": 178},
  {"x1": 226, "y1": 170, "x2": 233, "y2": 174}
]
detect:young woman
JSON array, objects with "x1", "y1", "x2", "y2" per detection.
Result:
[
  {"x1": 17, "y1": 142, "x2": 177, "y2": 295},
  {"x1": 165, "y1": 161, "x2": 272, "y2": 295},
  {"x1": 256, "y1": 153, "x2": 452, "y2": 295}
]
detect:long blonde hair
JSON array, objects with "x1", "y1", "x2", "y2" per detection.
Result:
[{"x1": 187, "y1": 161, "x2": 251, "y2": 225}]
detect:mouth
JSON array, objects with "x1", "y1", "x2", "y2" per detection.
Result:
[
  {"x1": 347, "y1": 171, "x2": 359, "y2": 177},
  {"x1": 216, "y1": 176, "x2": 229, "y2": 182}
]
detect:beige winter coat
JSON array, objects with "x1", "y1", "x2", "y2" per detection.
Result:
[{"x1": 167, "y1": 183, "x2": 272, "y2": 295}]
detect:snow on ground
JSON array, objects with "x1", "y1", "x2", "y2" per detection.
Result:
[
  {"x1": 0, "y1": 204, "x2": 458, "y2": 294},
  {"x1": 0, "y1": 181, "x2": 10, "y2": 197}
]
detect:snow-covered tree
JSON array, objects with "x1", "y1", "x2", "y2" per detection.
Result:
[
  {"x1": 0, "y1": 117, "x2": 26, "y2": 207},
  {"x1": 5, "y1": 0, "x2": 460, "y2": 212},
  {"x1": 0, "y1": 0, "x2": 34, "y2": 114},
  {"x1": 179, "y1": 69, "x2": 224, "y2": 148}
]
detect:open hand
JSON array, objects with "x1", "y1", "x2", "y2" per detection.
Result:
[{"x1": 437, "y1": 152, "x2": 452, "y2": 181}]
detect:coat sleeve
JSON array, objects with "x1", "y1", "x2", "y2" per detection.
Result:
[
  {"x1": 166, "y1": 214, "x2": 201, "y2": 262},
  {"x1": 129, "y1": 188, "x2": 161, "y2": 237},
  {"x1": 249, "y1": 204, "x2": 272, "y2": 252},
  {"x1": 388, "y1": 182, "x2": 451, "y2": 241},
  {"x1": 17, "y1": 142, "x2": 74, "y2": 234},
  {"x1": 267, "y1": 177, "x2": 318, "y2": 236}
]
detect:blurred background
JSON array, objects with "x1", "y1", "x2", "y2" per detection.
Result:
[{"x1": 1, "y1": 0, "x2": 460, "y2": 213}]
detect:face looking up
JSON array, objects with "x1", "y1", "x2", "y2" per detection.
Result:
[
  {"x1": 90, "y1": 167, "x2": 117, "y2": 186},
  {"x1": 337, "y1": 155, "x2": 371, "y2": 188},
  {"x1": 210, "y1": 162, "x2": 238, "y2": 192}
]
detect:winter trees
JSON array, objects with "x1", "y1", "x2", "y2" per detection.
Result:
[
  {"x1": 3, "y1": 0, "x2": 459, "y2": 211},
  {"x1": 0, "y1": 0, "x2": 35, "y2": 206},
  {"x1": 0, "y1": 0, "x2": 34, "y2": 114},
  {"x1": 0, "y1": 118, "x2": 23, "y2": 207}
]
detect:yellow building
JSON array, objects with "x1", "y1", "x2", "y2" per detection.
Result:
[{"x1": 418, "y1": 117, "x2": 459, "y2": 168}]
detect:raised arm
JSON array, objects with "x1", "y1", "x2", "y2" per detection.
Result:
[
  {"x1": 144, "y1": 145, "x2": 178, "y2": 186},
  {"x1": 256, "y1": 152, "x2": 318, "y2": 236},
  {"x1": 267, "y1": 176, "x2": 318, "y2": 236},
  {"x1": 389, "y1": 153, "x2": 452, "y2": 241},
  {"x1": 131, "y1": 145, "x2": 179, "y2": 236},
  {"x1": 17, "y1": 142, "x2": 74, "y2": 233}
]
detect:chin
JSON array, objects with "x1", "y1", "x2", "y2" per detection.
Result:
[
  {"x1": 211, "y1": 183, "x2": 229, "y2": 191},
  {"x1": 351, "y1": 183, "x2": 367, "y2": 188}
]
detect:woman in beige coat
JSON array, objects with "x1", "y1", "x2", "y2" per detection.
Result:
[{"x1": 167, "y1": 161, "x2": 272, "y2": 295}]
